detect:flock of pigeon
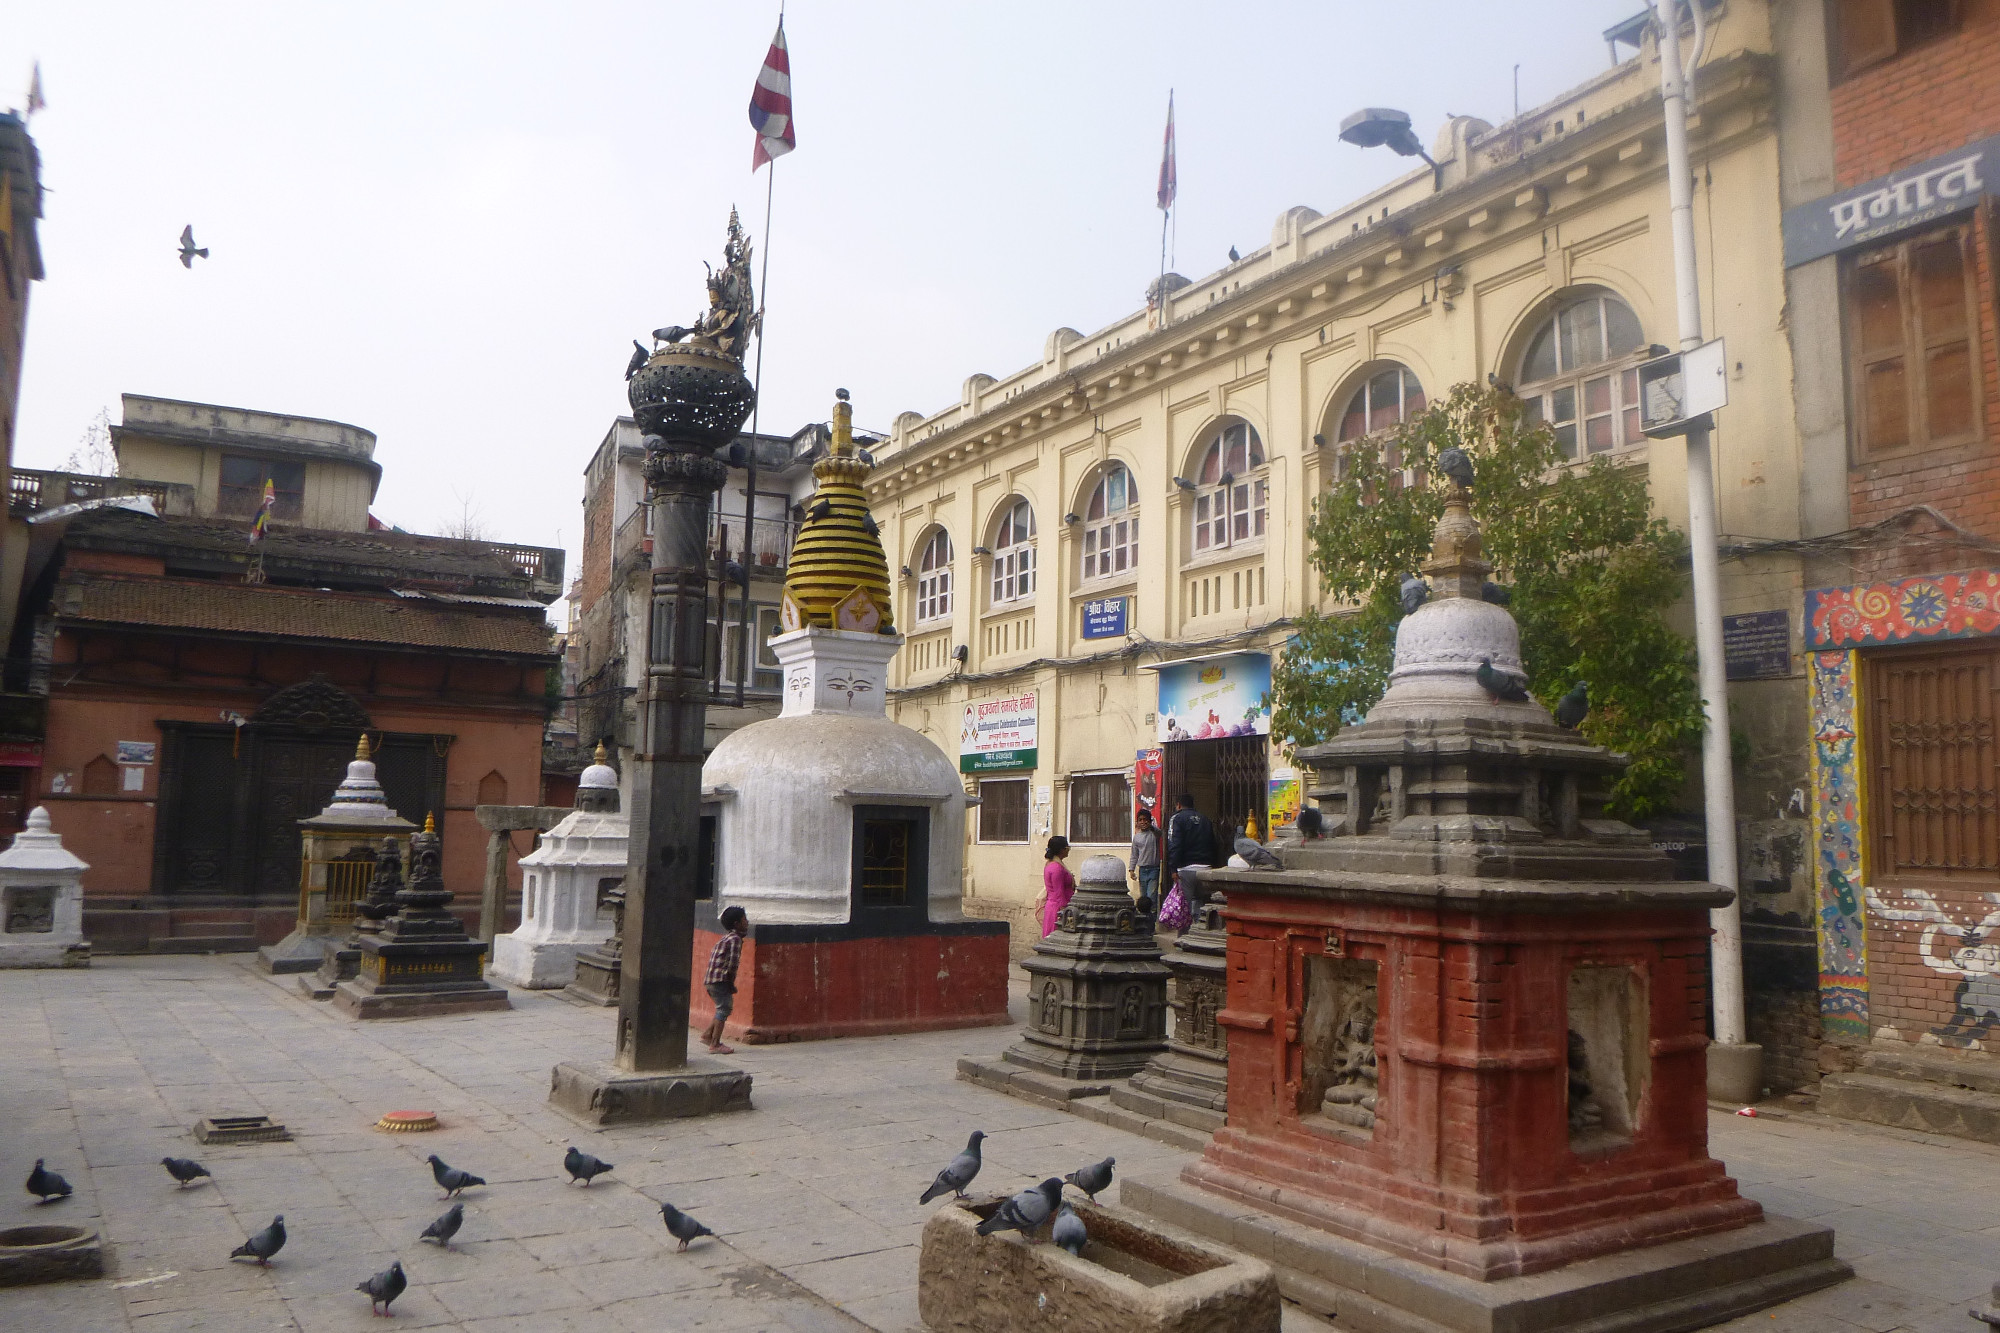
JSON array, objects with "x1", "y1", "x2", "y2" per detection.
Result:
[
  {"x1": 24, "y1": 1143, "x2": 706, "y2": 1318},
  {"x1": 917, "y1": 1130, "x2": 1115, "y2": 1260}
]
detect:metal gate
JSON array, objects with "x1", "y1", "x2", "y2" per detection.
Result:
[{"x1": 1161, "y1": 735, "x2": 1268, "y2": 841}]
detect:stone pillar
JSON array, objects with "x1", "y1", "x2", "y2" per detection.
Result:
[
  {"x1": 999, "y1": 853, "x2": 1169, "y2": 1090},
  {"x1": 0, "y1": 807, "x2": 90, "y2": 968},
  {"x1": 1116, "y1": 890, "x2": 1228, "y2": 1130}
]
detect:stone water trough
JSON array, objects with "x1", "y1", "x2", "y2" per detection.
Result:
[
  {"x1": 0, "y1": 1224, "x2": 103, "y2": 1286},
  {"x1": 917, "y1": 1194, "x2": 1279, "y2": 1333}
]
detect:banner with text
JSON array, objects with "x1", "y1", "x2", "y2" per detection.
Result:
[
  {"x1": 961, "y1": 691, "x2": 1038, "y2": 772},
  {"x1": 1155, "y1": 654, "x2": 1271, "y2": 744}
]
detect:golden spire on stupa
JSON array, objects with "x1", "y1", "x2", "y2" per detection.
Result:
[{"x1": 780, "y1": 390, "x2": 895, "y2": 634}]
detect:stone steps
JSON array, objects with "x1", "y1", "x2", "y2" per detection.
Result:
[
  {"x1": 1818, "y1": 1047, "x2": 2000, "y2": 1143},
  {"x1": 149, "y1": 935, "x2": 257, "y2": 954},
  {"x1": 955, "y1": 1056, "x2": 1212, "y2": 1153}
]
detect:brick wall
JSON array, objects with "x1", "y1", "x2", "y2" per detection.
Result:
[
  {"x1": 579, "y1": 474, "x2": 613, "y2": 615},
  {"x1": 1833, "y1": 9, "x2": 2000, "y2": 559},
  {"x1": 1861, "y1": 886, "x2": 2000, "y2": 1043}
]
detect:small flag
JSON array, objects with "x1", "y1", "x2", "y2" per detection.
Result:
[
  {"x1": 748, "y1": 18, "x2": 794, "y2": 169},
  {"x1": 1157, "y1": 91, "x2": 1177, "y2": 212},
  {"x1": 25, "y1": 62, "x2": 45, "y2": 118},
  {"x1": 249, "y1": 478, "x2": 274, "y2": 543}
]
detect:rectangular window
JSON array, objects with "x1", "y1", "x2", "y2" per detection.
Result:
[
  {"x1": 218, "y1": 456, "x2": 306, "y2": 521},
  {"x1": 1068, "y1": 773, "x2": 1131, "y2": 845},
  {"x1": 1832, "y1": 0, "x2": 1960, "y2": 79},
  {"x1": 1844, "y1": 223, "x2": 1982, "y2": 458},
  {"x1": 857, "y1": 817, "x2": 911, "y2": 907},
  {"x1": 719, "y1": 602, "x2": 781, "y2": 690},
  {"x1": 979, "y1": 777, "x2": 1030, "y2": 843}
]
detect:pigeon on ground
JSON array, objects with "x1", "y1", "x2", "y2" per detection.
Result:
[
  {"x1": 625, "y1": 339, "x2": 650, "y2": 381},
  {"x1": 25, "y1": 1159, "x2": 71, "y2": 1203},
  {"x1": 419, "y1": 1201, "x2": 463, "y2": 1248},
  {"x1": 1438, "y1": 446, "x2": 1475, "y2": 489},
  {"x1": 1052, "y1": 1202, "x2": 1087, "y2": 1257},
  {"x1": 1064, "y1": 1157, "x2": 1115, "y2": 1204},
  {"x1": 1228, "y1": 245, "x2": 1241, "y2": 262},
  {"x1": 1554, "y1": 681, "x2": 1590, "y2": 730},
  {"x1": 357, "y1": 1260, "x2": 407, "y2": 1316},
  {"x1": 1480, "y1": 580, "x2": 1512, "y2": 607},
  {"x1": 810, "y1": 499, "x2": 833, "y2": 522},
  {"x1": 564, "y1": 1146, "x2": 614, "y2": 1186},
  {"x1": 919, "y1": 1131, "x2": 985, "y2": 1204},
  {"x1": 661, "y1": 1202, "x2": 714, "y2": 1252},
  {"x1": 427, "y1": 1154, "x2": 485, "y2": 1197},
  {"x1": 178, "y1": 225, "x2": 209, "y2": 268},
  {"x1": 1398, "y1": 574, "x2": 1429, "y2": 616},
  {"x1": 230, "y1": 1215, "x2": 286, "y2": 1265},
  {"x1": 161, "y1": 1156, "x2": 210, "y2": 1188},
  {"x1": 975, "y1": 1178, "x2": 1064, "y2": 1237},
  {"x1": 1233, "y1": 835, "x2": 1282, "y2": 870},
  {"x1": 1477, "y1": 657, "x2": 1530, "y2": 703}
]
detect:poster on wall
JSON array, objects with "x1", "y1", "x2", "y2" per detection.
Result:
[
  {"x1": 1133, "y1": 748, "x2": 1163, "y2": 821},
  {"x1": 1151, "y1": 654, "x2": 1272, "y2": 744},
  {"x1": 960, "y1": 691, "x2": 1038, "y2": 772},
  {"x1": 1268, "y1": 767, "x2": 1300, "y2": 829}
]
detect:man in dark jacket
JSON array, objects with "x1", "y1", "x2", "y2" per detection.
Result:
[{"x1": 1165, "y1": 793, "x2": 1221, "y2": 882}]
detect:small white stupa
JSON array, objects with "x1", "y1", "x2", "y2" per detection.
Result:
[
  {"x1": 489, "y1": 743, "x2": 625, "y2": 989},
  {"x1": 0, "y1": 807, "x2": 90, "y2": 968}
]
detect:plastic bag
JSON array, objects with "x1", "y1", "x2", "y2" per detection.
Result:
[{"x1": 1158, "y1": 881, "x2": 1192, "y2": 931}]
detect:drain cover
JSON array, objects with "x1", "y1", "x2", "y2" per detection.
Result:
[
  {"x1": 375, "y1": 1110, "x2": 439, "y2": 1133},
  {"x1": 193, "y1": 1115, "x2": 290, "y2": 1145}
]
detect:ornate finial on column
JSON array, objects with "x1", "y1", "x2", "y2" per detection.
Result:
[
  {"x1": 780, "y1": 389, "x2": 894, "y2": 634},
  {"x1": 356, "y1": 733, "x2": 372, "y2": 761},
  {"x1": 1420, "y1": 491, "x2": 1492, "y2": 601},
  {"x1": 593, "y1": 740, "x2": 609, "y2": 766}
]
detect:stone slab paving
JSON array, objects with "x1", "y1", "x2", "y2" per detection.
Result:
[{"x1": 1, "y1": 956, "x2": 1996, "y2": 1332}]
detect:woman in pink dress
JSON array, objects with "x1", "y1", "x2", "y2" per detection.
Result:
[{"x1": 1038, "y1": 836, "x2": 1075, "y2": 937}]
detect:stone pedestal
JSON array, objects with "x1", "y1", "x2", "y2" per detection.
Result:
[
  {"x1": 564, "y1": 879, "x2": 624, "y2": 1006},
  {"x1": 333, "y1": 818, "x2": 509, "y2": 1020},
  {"x1": 1116, "y1": 891, "x2": 1229, "y2": 1131},
  {"x1": 993, "y1": 854, "x2": 1169, "y2": 1086},
  {"x1": 546, "y1": 1057, "x2": 751, "y2": 1125},
  {"x1": 0, "y1": 808, "x2": 89, "y2": 969},
  {"x1": 491, "y1": 750, "x2": 624, "y2": 990}
]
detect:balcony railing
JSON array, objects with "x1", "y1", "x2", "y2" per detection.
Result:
[
  {"x1": 708, "y1": 515, "x2": 795, "y2": 577},
  {"x1": 9, "y1": 469, "x2": 192, "y2": 517}
]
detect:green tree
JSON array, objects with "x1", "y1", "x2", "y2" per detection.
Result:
[{"x1": 1270, "y1": 383, "x2": 1703, "y2": 817}]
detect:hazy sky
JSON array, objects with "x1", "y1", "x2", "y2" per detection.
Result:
[{"x1": 5, "y1": 2, "x2": 1639, "y2": 614}]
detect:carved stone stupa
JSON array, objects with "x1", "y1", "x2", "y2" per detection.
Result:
[{"x1": 333, "y1": 815, "x2": 510, "y2": 1019}]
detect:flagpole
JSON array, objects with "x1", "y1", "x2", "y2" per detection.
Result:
[{"x1": 734, "y1": 153, "x2": 777, "y2": 709}]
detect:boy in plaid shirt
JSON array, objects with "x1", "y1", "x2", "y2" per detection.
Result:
[{"x1": 701, "y1": 905, "x2": 748, "y2": 1054}]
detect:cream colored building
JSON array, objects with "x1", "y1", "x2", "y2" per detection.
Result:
[{"x1": 866, "y1": 5, "x2": 1818, "y2": 945}]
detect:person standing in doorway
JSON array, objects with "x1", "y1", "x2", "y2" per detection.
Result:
[
  {"x1": 1037, "y1": 835, "x2": 1075, "y2": 937},
  {"x1": 1129, "y1": 809, "x2": 1161, "y2": 915},
  {"x1": 1165, "y1": 793, "x2": 1220, "y2": 883}
]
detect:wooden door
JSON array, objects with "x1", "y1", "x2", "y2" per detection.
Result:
[{"x1": 1867, "y1": 643, "x2": 2000, "y2": 886}]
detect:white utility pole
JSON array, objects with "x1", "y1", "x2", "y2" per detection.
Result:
[{"x1": 1649, "y1": 0, "x2": 1762, "y2": 1102}]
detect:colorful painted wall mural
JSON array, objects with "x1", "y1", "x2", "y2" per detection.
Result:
[
  {"x1": 1807, "y1": 649, "x2": 1869, "y2": 1040},
  {"x1": 1806, "y1": 569, "x2": 2000, "y2": 648}
]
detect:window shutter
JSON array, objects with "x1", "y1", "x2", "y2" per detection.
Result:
[{"x1": 1835, "y1": 0, "x2": 1898, "y2": 76}]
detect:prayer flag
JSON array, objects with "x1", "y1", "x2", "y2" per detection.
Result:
[
  {"x1": 25, "y1": 62, "x2": 45, "y2": 118},
  {"x1": 249, "y1": 478, "x2": 274, "y2": 543},
  {"x1": 1157, "y1": 92, "x2": 1176, "y2": 212},
  {"x1": 748, "y1": 19, "x2": 794, "y2": 169}
]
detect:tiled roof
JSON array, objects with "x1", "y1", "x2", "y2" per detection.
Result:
[{"x1": 58, "y1": 575, "x2": 555, "y2": 657}]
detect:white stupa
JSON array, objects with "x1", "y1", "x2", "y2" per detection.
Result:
[
  {"x1": 0, "y1": 807, "x2": 90, "y2": 968},
  {"x1": 489, "y1": 743, "x2": 625, "y2": 989}
]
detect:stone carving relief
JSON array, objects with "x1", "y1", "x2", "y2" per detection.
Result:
[
  {"x1": 1566, "y1": 965, "x2": 1646, "y2": 1144},
  {"x1": 1039, "y1": 981, "x2": 1062, "y2": 1033},
  {"x1": 4, "y1": 886, "x2": 55, "y2": 933},
  {"x1": 1301, "y1": 955, "x2": 1381, "y2": 1134},
  {"x1": 252, "y1": 672, "x2": 373, "y2": 735},
  {"x1": 1179, "y1": 976, "x2": 1223, "y2": 1052},
  {"x1": 1119, "y1": 984, "x2": 1143, "y2": 1033}
]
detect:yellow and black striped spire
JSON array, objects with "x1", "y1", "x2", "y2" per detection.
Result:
[{"x1": 781, "y1": 390, "x2": 894, "y2": 633}]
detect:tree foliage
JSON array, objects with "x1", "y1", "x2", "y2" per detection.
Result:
[{"x1": 1270, "y1": 383, "x2": 1702, "y2": 817}]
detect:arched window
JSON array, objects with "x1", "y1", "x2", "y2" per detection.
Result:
[
  {"x1": 1082, "y1": 464, "x2": 1138, "y2": 581},
  {"x1": 990, "y1": 499, "x2": 1036, "y2": 605},
  {"x1": 1336, "y1": 365, "x2": 1427, "y2": 441},
  {"x1": 1192, "y1": 420, "x2": 1266, "y2": 554},
  {"x1": 915, "y1": 529, "x2": 953, "y2": 624},
  {"x1": 1517, "y1": 291, "x2": 1647, "y2": 458}
]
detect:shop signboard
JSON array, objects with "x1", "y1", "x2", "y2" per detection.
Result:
[
  {"x1": 1154, "y1": 653, "x2": 1272, "y2": 744},
  {"x1": 961, "y1": 691, "x2": 1038, "y2": 772}
]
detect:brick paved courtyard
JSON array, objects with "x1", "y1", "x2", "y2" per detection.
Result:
[{"x1": 2, "y1": 956, "x2": 1998, "y2": 1332}]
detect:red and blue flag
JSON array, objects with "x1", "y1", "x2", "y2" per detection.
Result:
[{"x1": 748, "y1": 19, "x2": 794, "y2": 169}]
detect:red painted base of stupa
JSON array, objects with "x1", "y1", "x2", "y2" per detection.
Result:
[
  {"x1": 689, "y1": 918, "x2": 1011, "y2": 1044},
  {"x1": 1194, "y1": 874, "x2": 1759, "y2": 1281}
]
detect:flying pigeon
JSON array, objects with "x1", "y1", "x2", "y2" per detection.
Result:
[
  {"x1": 1399, "y1": 574, "x2": 1429, "y2": 616},
  {"x1": 1228, "y1": 245, "x2": 1241, "y2": 262},
  {"x1": 919, "y1": 1131, "x2": 985, "y2": 1204},
  {"x1": 419, "y1": 1201, "x2": 464, "y2": 1248},
  {"x1": 976, "y1": 1178, "x2": 1064, "y2": 1237},
  {"x1": 178, "y1": 225, "x2": 209, "y2": 268},
  {"x1": 1480, "y1": 581, "x2": 1512, "y2": 607},
  {"x1": 357, "y1": 1260, "x2": 407, "y2": 1316},
  {"x1": 1438, "y1": 446, "x2": 1475, "y2": 489},
  {"x1": 861, "y1": 512, "x2": 880, "y2": 537},
  {"x1": 1064, "y1": 1157, "x2": 1115, "y2": 1204},
  {"x1": 1052, "y1": 1202, "x2": 1087, "y2": 1257},
  {"x1": 427, "y1": 1154, "x2": 485, "y2": 1197},
  {"x1": 1233, "y1": 835, "x2": 1282, "y2": 870},
  {"x1": 1477, "y1": 657, "x2": 1530, "y2": 703},
  {"x1": 564, "y1": 1146, "x2": 614, "y2": 1186},
  {"x1": 161, "y1": 1156, "x2": 210, "y2": 1188},
  {"x1": 230, "y1": 1215, "x2": 287, "y2": 1266},
  {"x1": 25, "y1": 1159, "x2": 71, "y2": 1203},
  {"x1": 1554, "y1": 681, "x2": 1590, "y2": 730},
  {"x1": 660, "y1": 1202, "x2": 714, "y2": 1252},
  {"x1": 625, "y1": 339, "x2": 650, "y2": 381},
  {"x1": 810, "y1": 499, "x2": 833, "y2": 522}
]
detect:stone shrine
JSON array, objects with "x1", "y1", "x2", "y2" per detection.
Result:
[
  {"x1": 333, "y1": 815, "x2": 510, "y2": 1019},
  {"x1": 1125, "y1": 491, "x2": 1848, "y2": 1330},
  {"x1": 0, "y1": 808, "x2": 89, "y2": 968},
  {"x1": 257, "y1": 735, "x2": 417, "y2": 975},
  {"x1": 299, "y1": 838, "x2": 406, "y2": 1000},
  {"x1": 565, "y1": 880, "x2": 624, "y2": 1007},
  {"x1": 489, "y1": 744, "x2": 624, "y2": 990},
  {"x1": 693, "y1": 390, "x2": 1009, "y2": 1043},
  {"x1": 1116, "y1": 891, "x2": 1229, "y2": 1131}
]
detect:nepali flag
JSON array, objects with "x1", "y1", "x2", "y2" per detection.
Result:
[
  {"x1": 1157, "y1": 91, "x2": 1176, "y2": 212},
  {"x1": 748, "y1": 18, "x2": 794, "y2": 169}
]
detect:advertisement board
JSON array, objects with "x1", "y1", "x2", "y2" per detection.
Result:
[
  {"x1": 1154, "y1": 654, "x2": 1271, "y2": 744},
  {"x1": 960, "y1": 691, "x2": 1038, "y2": 772},
  {"x1": 1081, "y1": 597, "x2": 1128, "y2": 639}
]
